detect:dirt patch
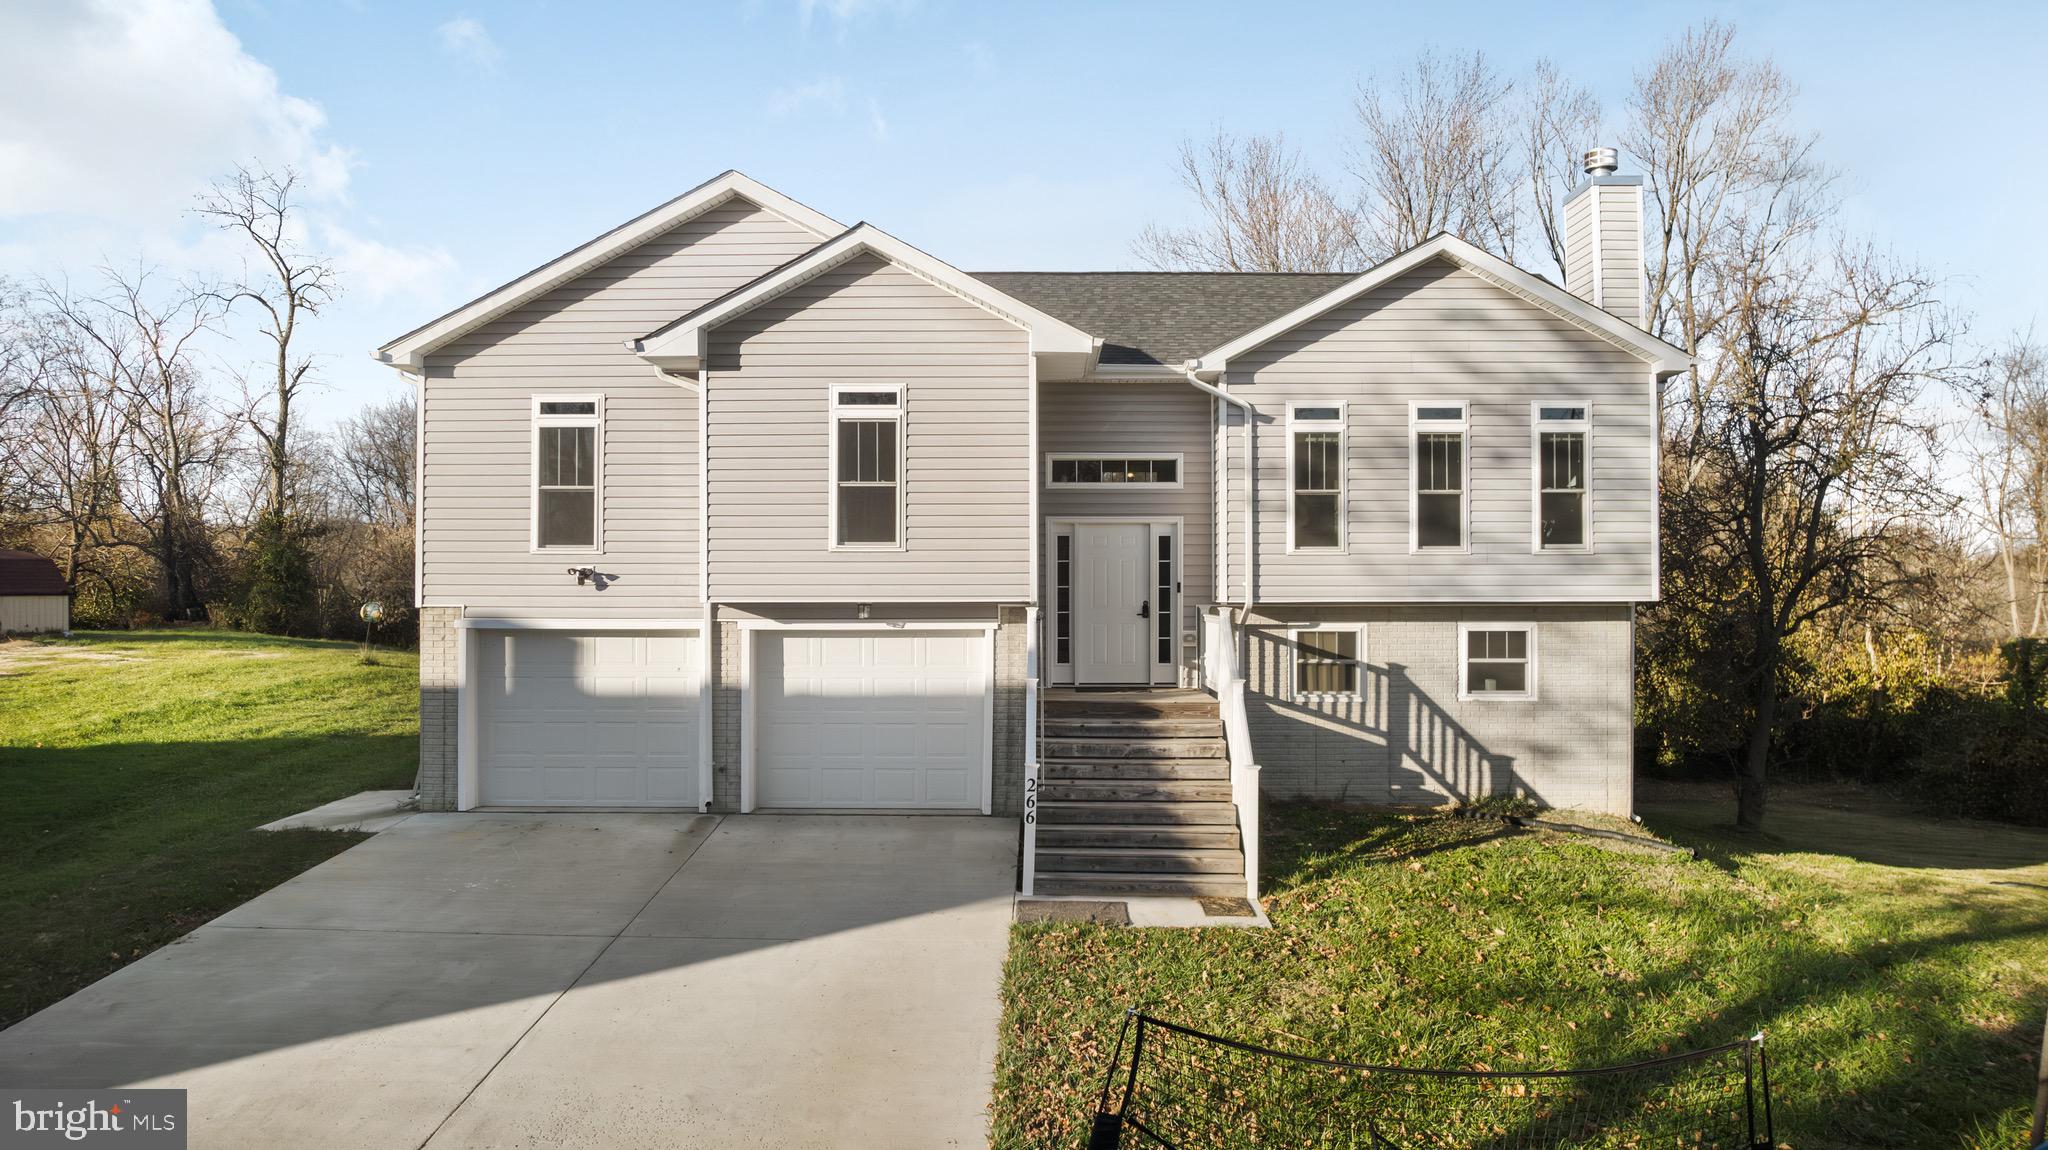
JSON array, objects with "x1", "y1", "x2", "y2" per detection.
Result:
[
  {"x1": 1197, "y1": 896, "x2": 1257, "y2": 917},
  {"x1": 0, "y1": 641, "x2": 137, "y2": 675}
]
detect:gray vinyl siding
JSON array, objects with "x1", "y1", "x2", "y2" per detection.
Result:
[
  {"x1": 418, "y1": 199, "x2": 822, "y2": 615},
  {"x1": 1221, "y1": 257, "x2": 1656, "y2": 602},
  {"x1": 1596, "y1": 187, "x2": 1644, "y2": 325},
  {"x1": 1039, "y1": 380, "x2": 1214, "y2": 670},
  {"x1": 1562, "y1": 191, "x2": 1596, "y2": 305},
  {"x1": 705, "y1": 252, "x2": 1032, "y2": 601}
]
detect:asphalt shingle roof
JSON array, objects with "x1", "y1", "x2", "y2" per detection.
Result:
[
  {"x1": 0, "y1": 549, "x2": 66, "y2": 596},
  {"x1": 973, "y1": 272, "x2": 1357, "y2": 367}
]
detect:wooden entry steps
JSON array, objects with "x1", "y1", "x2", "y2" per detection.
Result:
[{"x1": 1033, "y1": 689, "x2": 1247, "y2": 898}]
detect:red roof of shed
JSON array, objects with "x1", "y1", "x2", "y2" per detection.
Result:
[{"x1": 0, "y1": 549, "x2": 68, "y2": 596}]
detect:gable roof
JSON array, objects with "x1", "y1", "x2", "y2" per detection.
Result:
[
  {"x1": 0, "y1": 549, "x2": 66, "y2": 596},
  {"x1": 374, "y1": 171, "x2": 841, "y2": 370},
  {"x1": 974, "y1": 272, "x2": 1354, "y2": 367},
  {"x1": 633, "y1": 223, "x2": 1100, "y2": 377},
  {"x1": 1194, "y1": 233, "x2": 1693, "y2": 377}
]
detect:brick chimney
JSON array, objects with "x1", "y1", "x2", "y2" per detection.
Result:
[{"x1": 1561, "y1": 147, "x2": 1645, "y2": 328}]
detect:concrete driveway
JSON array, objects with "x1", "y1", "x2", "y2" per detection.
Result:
[{"x1": 0, "y1": 813, "x2": 1017, "y2": 1148}]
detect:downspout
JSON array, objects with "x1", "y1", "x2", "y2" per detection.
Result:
[{"x1": 1178, "y1": 365, "x2": 1256, "y2": 620}]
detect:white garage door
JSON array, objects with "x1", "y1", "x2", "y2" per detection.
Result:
[
  {"x1": 756, "y1": 630, "x2": 988, "y2": 810},
  {"x1": 476, "y1": 631, "x2": 701, "y2": 807}
]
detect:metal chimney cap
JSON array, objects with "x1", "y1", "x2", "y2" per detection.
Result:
[{"x1": 1583, "y1": 147, "x2": 1619, "y2": 176}]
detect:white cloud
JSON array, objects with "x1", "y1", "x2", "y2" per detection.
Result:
[
  {"x1": 321, "y1": 223, "x2": 460, "y2": 308},
  {"x1": 797, "y1": 0, "x2": 915, "y2": 34},
  {"x1": 436, "y1": 16, "x2": 500, "y2": 71},
  {"x1": 766, "y1": 76, "x2": 847, "y2": 119},
  {"x1": 0, "y1": 0, "x2": 352, "y2": 222}
]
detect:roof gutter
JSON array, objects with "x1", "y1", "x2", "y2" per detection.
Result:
[{"x1": 1179, "y1": 364, "x2": 1255, "y2": 616}]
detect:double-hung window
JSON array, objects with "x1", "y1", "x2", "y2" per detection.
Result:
[
  {"x1": 1460, "y1": 624, "x2": 1536, "y2": 700},
  {"x1": 533, "y1": 396, "x2": 600, "y2": 551},
  {"x1": 829, "y1": 385, "x2": 903, "y2": 548},
  {"x1": 1411, "y1": 401, "x2": 1467, "y2": 551},
  {"x1": 1292, "y1": 627, "x2": 1365, "y2": 697},
  {"x1": 1533, "y1": 403, "x2": 1591, "y2": 551},
  {"x1": 1288, "y1": 403, "x2": 1345, "y2": 551}
]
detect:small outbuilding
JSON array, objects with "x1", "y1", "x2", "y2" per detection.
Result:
[{"x1": 0, "y1": 549, "x2": 70, "y2": 634}]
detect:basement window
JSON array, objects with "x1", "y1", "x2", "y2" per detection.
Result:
[
  {"x1": 1460, "y1": 625, "x2": 1537, "y2": 700},
  {"x1": 1292, "y1": 627, "x2": 1364, "y2": 697}
]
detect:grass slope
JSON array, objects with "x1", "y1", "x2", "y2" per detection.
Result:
[
  {"x1": 995, "y1": 792, "x2": 2048, "y2": 1149},
  {"x1": 0, "y1": 630, "x2": 418, "y2": 1026}
]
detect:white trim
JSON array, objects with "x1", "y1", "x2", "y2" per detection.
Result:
[
  {"x1": 374, "y1": 171, "x2": 841, "y2": 368},
  {"x1": 633, "y1": 223, "x2": 1098, "y2": 374},
  {"x1": 1530, "y1": 400, "x2": 1594, "y2": 554},
  {"x1": 1214, "y1": 396, "x2": 1228, "y2": 605},
  {"x1": 530, "y1": 394, "x2": 603, "y2": 555},
  {"x1": 1457, "y1": 622, "x2": 1540, "y2": 701},
  {"x1": 1027, "y1": 347, "x2": 1040, "y2": 607},
  {"x1": 738, "y1": 623, "x2": 999, "y2": 814},
  {"x1": 699, "y1": 370, "x2": 712, "y2": 608},
  {"x1": 455, "y1": 622, "x2": 476, "y2": 810},
  {"x1": 1288, "y1": 624, "x2": 1368, "y2": 700},
  {"x1": 1409, "y1": 400, "x2": 1470, "y2": 554},
  {"x1": 408, "y1": 369, "x2": 424, "y2": 606},
  {"x1": 826, "y1": 383, "x2": 906, "y2": 551},
  {"x1": 1193, "y1": 233, "x2": 1692, "y2": 377},
  {"x1": 1043, "y1": 452, "x2": 1187, "y2": 490},
  {"x1": 1589, "y1": 187, "x2": 1604, "y2": 310},
  {"x1": 699, "y1": 618, "x2": 714, "y2": 813},
  {"x1": 455, "y1": 618, "x2": 702, "y2": 631},
  {"x1": 1649, "y1": 362, "x2": 1664, "y2": 600},
  {"x1": 1285, "y1": 402, "x2": 1346, "y2": 553}
]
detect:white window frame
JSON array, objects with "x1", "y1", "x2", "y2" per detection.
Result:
[
  {"x1": 1530, "y1": 401, "x2": 1593, "y2": 553},
  {"x1": 530, "y1": 394, "x2": 603, "y2": 554},
  {"x1": 1286, "y1": 402, "x2": 1347, "y2": 553},
  {"x1": 1409, "y1": 400, "x2": 1470, "y2": 554},
  {"x1": 1043, "y1": 453, "x2": 1186, "y2": 489},
  {"x1": 1289, "y1": 625, "x2": 1367, "y2": 699},
  {"x1": 826, "y1": 383, "x2": 906, "y2": 551},
  {"x1": 1457, "y1": 622, "x2": 1539, "y2": 701}
]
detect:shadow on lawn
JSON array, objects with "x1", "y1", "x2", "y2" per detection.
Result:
[
  {"x1": 1245, "y1": 808, "x2": 2046, "y2": 1148},
  {"x1": 62, "y1": 628, "x2": 379, "y2": 654}
]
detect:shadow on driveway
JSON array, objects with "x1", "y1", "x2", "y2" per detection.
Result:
[{"x1": 0, "y1": 812, "x2": 1018, "y2": 1149}]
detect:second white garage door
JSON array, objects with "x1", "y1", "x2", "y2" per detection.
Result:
[{"x1": 755, "y1": 630, "x2": 989, "y2": 810}]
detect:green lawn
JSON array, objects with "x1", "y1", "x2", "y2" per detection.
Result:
[
  {"x1": 0, "y1": 630, "x2": 418, "y2": 1026},
  {"x1": 994, "y1": 787, "x2": 2048, "y2": 1149}
]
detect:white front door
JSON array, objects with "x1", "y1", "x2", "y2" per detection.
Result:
[{"x1": 1076, "y1": 523, "x2": 1150, "y2": 684}]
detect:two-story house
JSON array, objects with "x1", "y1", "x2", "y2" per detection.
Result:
[{"x1": 377, "y1": 157, "x2": 1688, "y2": 900}]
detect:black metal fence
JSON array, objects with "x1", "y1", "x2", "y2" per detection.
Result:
[{"x1": 1088, "y1": 1011, "x2": 1775, "y2": 1149}]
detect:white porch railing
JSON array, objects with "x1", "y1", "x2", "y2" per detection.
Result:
[
  {"x1": 1203, "y1": 609, "x2": 1261, "y2": 906},
  {"x1": 1021, "y1": 605, "x2": 1041, "y2": 897}
]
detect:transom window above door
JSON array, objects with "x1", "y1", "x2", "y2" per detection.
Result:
[{"x1": 1046, "y1": 455, "x2": 1182, "y2": 487}]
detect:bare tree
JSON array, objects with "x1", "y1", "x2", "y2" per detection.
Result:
[
  {"x1": 1677, "y1": 239, "x2": 1958, "y2": 829},
  {"x1": 1350, "y1": 49, "x2": 1520, "y2": 261},
  {"x1": 1624, "y1": 20, "x2": 1830, "y2": 457},
  {"x1": 49, "y1": 267, "x2": 235, "y2": 620},
  {"x1": 1133, "y1": 129, "x2": 1363, "y2": 272},
  {"x1": 196, "y1": 165, "x2": 338, "y2": 523},
  {"x1": 10, "y1": 285, "x2": 131, "y2": 591},
  {"x1": 1520, "y1": 59, "x2": 1603, "y2": 279},
  {"x1": 1962, "y1": 336, "x2": 2048, "y2": 638},
  {"x1": 333, "y1": 391, "x2": 417, "y2": 528}
]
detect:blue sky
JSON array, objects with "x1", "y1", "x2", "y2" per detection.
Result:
[{"x1": 2, "y1": 0, "x2": 2042, "y2": 427}]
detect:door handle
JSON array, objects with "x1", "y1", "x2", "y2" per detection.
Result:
[{"x1": 1137, "y1": 599, "x2": 1150, "y2": 620}]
